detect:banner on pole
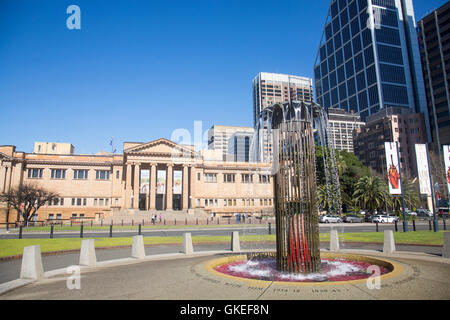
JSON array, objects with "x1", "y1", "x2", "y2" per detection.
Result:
[
  {"x1": 140, "y1": 169, "x2": 150, "y2": 194},
  {"x1": 385, "y1": 142, "x2": 402, "y2": 195},
  {"x1": 173, "y1": 170, "x2": 182, "y2": 195},
  {"x1": 415, "y1": 144, "x2": 431, "y2": 195},
  {"x1": 444, "y1": 145, "x2": 450, "y2": 194},
  {"x1": 156, "y1": 170, "x2": 166, "y2": 194}
]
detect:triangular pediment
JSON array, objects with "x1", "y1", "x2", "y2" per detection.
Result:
[{"x1": 124, "y1": 138, "x2": 197, "y2": 158}]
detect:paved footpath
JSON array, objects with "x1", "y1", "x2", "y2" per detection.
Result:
[
  {"x1": 0, "y1": 242, "x2": 450, "y2": 300},
  {"x1": 0, "y1": 249, "x2": 449, "y2": 300}
]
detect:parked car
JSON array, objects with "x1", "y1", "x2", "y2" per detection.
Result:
[
  {"x1": 416, "y1": 209, "x2": 432, "y2": 218},
  {"x1": 387, "y1": 214, "x2": 399, "y2": 222},
  {"x1": 364, "y1": 214, "x2": 374, "y2": 222},
  {"x1": 319, "y1": 215, "x2": 342, "y2": 223},
  {"x1": 343, "y1": 214, "x2": 364, "y2": 223},
  {"x1": 372, "y1": 215, "x2": 396, "y2": 223}
]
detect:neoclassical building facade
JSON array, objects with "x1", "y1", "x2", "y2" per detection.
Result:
[{"x1": 0, "y1": 138, "x2": 274, "y2": 223}]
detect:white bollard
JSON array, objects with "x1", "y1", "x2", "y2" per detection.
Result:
[
  {"x1": 383, "y1": 230, "x2": 396, "y2": 254},
  {"x1": 231, "y1": 231, "x2": 241, "y2": 252},
  {"x1": 131, "y1": 235, "x2": 146, "y2": 259},
  {"x1": 443, "y1": 232, "x2": 450, "y2": 259},
  {"x1": 182, "y1": 232, "x2": 194, "y2": 254},
  {"x1": 20, "y1": 245, "x2": 44, "y2": 280},
  {"x1": 330, "y1": 229, "x2": 340, "y2": 252},
  {"x1": 79, "y1": 239, "x2": 96, "y2": 266}
]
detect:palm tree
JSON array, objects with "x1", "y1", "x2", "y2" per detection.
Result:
[
  {"x1": 353, "y1": 176, "x2": 389, "y2": 215},
  {"x1": 389, "y1": 178, "x2": 421, "y2": 213}
]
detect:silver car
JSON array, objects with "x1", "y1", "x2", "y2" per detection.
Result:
[{"x1": 319, "y1": 215, "x2": 342, "y2": 223}]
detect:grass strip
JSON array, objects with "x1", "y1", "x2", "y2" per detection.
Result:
[{"x1": 0, "y1": 231, "x2": 446, "y2": 258}]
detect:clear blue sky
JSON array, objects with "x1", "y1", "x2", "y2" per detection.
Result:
[{"x1": 0, "y1": 0, "x2": 447, "y2": 154}]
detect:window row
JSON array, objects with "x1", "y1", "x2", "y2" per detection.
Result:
[
  {"x1": 27, "y1": 168, "x2": 112, "y2": 180},
  {"x1": 203, "y1": 173, "x2": 271, "y2": 184},
  {"x1": 197, "y1": 198, "x2": 273, "y2": 207}
]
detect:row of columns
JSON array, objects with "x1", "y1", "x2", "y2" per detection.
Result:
[
  {"x1": 0, "y1": 162, "x2": 13, "y2": 194},
  {"x1": 125, "y1": 162, "x2": 191, "y2": 211}
]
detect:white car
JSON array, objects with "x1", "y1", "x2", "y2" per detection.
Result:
[
  {"x1": 319, "y1": 215, "x2": 342, "y2": 223},
  {"x1": 372, "y1": 215, "x2": 396, "y2": 223}
]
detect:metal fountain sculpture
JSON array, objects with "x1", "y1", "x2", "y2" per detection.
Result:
[{"x1": 251, "y1": 101, "x2": 341, "y2": 274}]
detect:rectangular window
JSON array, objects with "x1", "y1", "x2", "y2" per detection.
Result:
[
  {"x1": 74, "y1": 169, "x2": 88, "y2": 180},
  {"x1": 28, "y1": 168, "x2": 43, "y2": 179},
  {"x1": 48, "y1": 214, "x2": 54, "y2": 220},
  {"x1": 76, "y1": 198, "x2": 82, "y2": 206},
  {"x1": 116, "y1": 170, "x2": 120, "y2": 179},
  {"x1": 96, "y1": 170, "x2": 110, "y2": 180},
  {"x1": 204, "y1": 173, "x2": 217, "y2": 183},
  {"x1": 56, "y1": 214, "x2": 62, "y2": 220},
  {"x1": 51, "y1": 169, "x2": 66, "y2": 180},
  {"x1": 241, "y1": 174, "x2": 253, "y2": 183},
  {"x1": 223, "y1": 174, "x2": 235, "y2": 183},
  {"x1": 94, "y1": 198, "x2": 98, "y2": 206},
  {"x1": 197, "y1": 172, "x2": 201, "y2": 181}
]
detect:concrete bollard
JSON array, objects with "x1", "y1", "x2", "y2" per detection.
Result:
[
  {"x1": 330, "y1": 229, "x2": 339, "y2": 252},
  {"x1": 131, "y1": 235, "x2": 145, "y2": 259},
  {"x1": 182, "y1": 233, "x2": 194, "y2": 254},
  {"x1": 20, "y1": 245, "x2": 44, "y2": 280},
  {"x1": 383, "y1": 230, "x2": 396, "y2": 254},
  {"x1": 443, "y1": 232, "x2": 450, "y2": 259},
  {"x1": 231, "y1": 231, "x2": 241, "y2": 252},
  {"x1": 79, "y1": 239, "x2": 96, "y2": 266}
]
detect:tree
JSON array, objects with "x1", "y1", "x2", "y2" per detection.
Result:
[
  {"x1": 0, "y1": 184, "x2": 59, "y2": 226},
  {"x1": 389, "y1": 178, "x2": 421, "y2": 214},
  {"x1": 353, "y1": 176, "x2": 389, "y2": 214}
]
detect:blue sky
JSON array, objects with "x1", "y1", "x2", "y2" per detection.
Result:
[{"x1": 0, "y1": 0, "x2": 447, "y2": 154}]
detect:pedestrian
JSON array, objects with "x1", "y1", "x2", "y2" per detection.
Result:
[
  {"x1": 159, "y1": 213, "x2": 162, "y2": 223},
  {"x1": 210, "y1": 213, "x2": 214, "y2": 222}
]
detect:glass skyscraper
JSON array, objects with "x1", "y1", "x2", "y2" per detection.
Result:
[{"x1": 314, "y1": 0, "x2": 430, "y2": 139}]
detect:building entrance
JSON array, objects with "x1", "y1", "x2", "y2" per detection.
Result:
[
  {"x1": 173, "y1": 194, "x2": 182, "y2": 210},
  {"x1": 139, "y1": 194, "x2": 146, "y2": 210},
  {"x1": 156, "y1": 194, "x2": 164, "y2": 210}
]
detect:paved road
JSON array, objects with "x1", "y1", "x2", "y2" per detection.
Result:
[{"x1": 0, "y1": 221, "x2": 446, "y2": 239}]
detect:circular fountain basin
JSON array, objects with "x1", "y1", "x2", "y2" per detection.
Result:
[{"x1": 205, "y1": 252, "x2": 400, "y2": 285}]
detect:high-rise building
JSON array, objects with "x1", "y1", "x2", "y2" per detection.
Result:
[
  {"x1": 228, "y1": 132, "x2": 253, "y2": 162},
  {"x1": 353, "y1": 107, "x2": 428, "y2": 177},
  {"x1": 207, "y1": 125, "x2": 254, "y2": 160},
  {"x1": 326, "y1": 108, "x2": 366, "y2": 152},
  {"x1": 417, "y1": 1, "x2": 450, "y2": 154},
  {"x1": 252, "y1": 72, "x2": 313, "y2": 127},
  {"x1": 314, "y1": 0, "x2": 429, "y2": 133}
]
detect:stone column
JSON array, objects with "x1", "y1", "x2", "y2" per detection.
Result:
[
  {"x1": 166, "y1": 164, "x2": 173, "y2": 210},
  {"x1": 133, "y1": 163, "x2": 141, "y2": 210},
  {"x1": 4, "y1": 164, "x2": 12, "y2": 194},
  {"x1": 125, "y1": 163, "x2": 133, "y2": 208},
  {"x1": 190, "y1": 166, "x2": 196, "y2": 208},
  {"x1": 0, "y1": 164, "x2": 6, "y2": 193},
  {"x1": 150, "y1": 164, "x2": 157, "y2": 210},
  {"x1": 182, "y1": 165, "x2": 189, "y2": 210},
  {"x1": 12, "y1": 161, "x2": 23, "y2": 189}
]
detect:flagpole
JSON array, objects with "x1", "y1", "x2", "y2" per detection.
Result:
[
  {"x1": 395, "y1": 142, "x2": 408, "y2": 232},
  {"x1": 426, "y1": 143, "x2": 439, "y2": 232}
]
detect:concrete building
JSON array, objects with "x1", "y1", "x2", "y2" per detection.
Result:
[
  {"x1": 207, "y1": 125, "x2": 254, "y2": 160},
  {"x1": 314, "y1": 0, "x2": 429, "y2": 130},
  {"x1": 252, "y1": 72, "x2": 313, "y2": 127},
  {"x1": 0, "y1": 138, "x2": 274, "y2": 224},
  {"x1": 353, "y1": 107, "x2": 428, "y2": 177},
  {"x1": 228, "y1": 132, "x2": 253, "y2": 162},
  {"x1": 326, "y1": 108, "x2": 366, "y2": 152},
  {"x1": 417, "y1": 1, "x2": 450, "y2": 154},
  {"x1": 34, "y1": 142, "x2": 74, "y2": 155}
]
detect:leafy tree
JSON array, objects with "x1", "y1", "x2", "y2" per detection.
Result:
[
  {"x1": 0, "y1": 184, "x2": 59, "y2": 226},
  {"x1": 389, "y1": 178, "x2": 421, "y2": 214},
  {"x1": 353, "y1": 176, "x2": 389, "y2": 214}
]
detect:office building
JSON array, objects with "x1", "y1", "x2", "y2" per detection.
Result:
[
  {"x1": 207, "y1": 125, "x2": 254, "y2": 160},
  {"x1": 228, "y1": 132, "x2": 253, "y2": 162},
  {"x1": 314, "y1": 0, "x2": 429, "y2": 132},
  {"x1": 252, "y1": 72, "x2": 313, "y2": 126},
  {"x1": 353, "y1": 107, "x2": 428, "y2": 177},
  {"x1": 417, "y1": 1, "x2": 450, "y2": 153},
  {"x1": 327, "y1": 108, "x2": 366, "y2": 152}
]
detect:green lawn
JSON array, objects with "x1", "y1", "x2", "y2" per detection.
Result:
[{"x1": 0, "y1": 231, "x2": 446, "y2": 258}]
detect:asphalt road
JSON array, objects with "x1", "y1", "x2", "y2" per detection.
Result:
[{"x1": 0, "y1": 221, "x2": 446, "y2": 239}]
